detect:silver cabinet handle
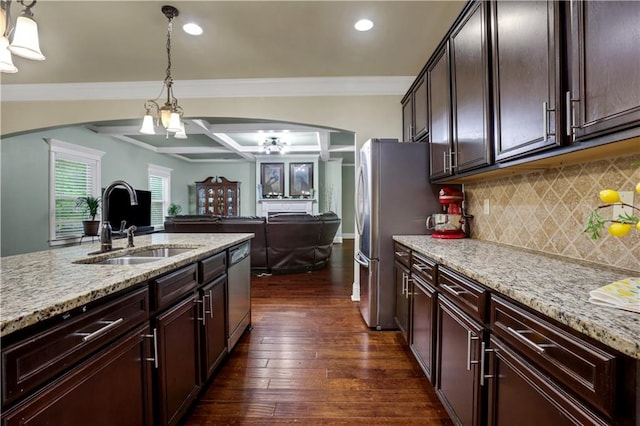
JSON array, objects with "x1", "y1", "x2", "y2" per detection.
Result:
[
  {"x1": 203, "y1": 292, "x2": 212, "y2": 319},
  {"x1": 441, "y1": 283, "x2": 465, "y2": 297},
  {"x1": 466, "y1": 330, "x2": 479, "y2": 371},
  {"x1": 507, "y1": 326, "x2": 546, "y2": 354},
  {"x1": 195, "y1": 299, "x2": 206, "y2": 326},
  {"x1": 565, "y1": 91, "x2": 580, "y2": 138},
  {"x1": 480, "y1": 341, "x2": 496, "y2": 386},
  {"x1": 143, "y1": 328, "x2": 159, "y2": 368},
  {"x1": 543, "y1": 101, "x2": 555, "y2": 141},
  {"x1": 401, "y1": 272, "x2": 408, "y2": 296},
  {"x1": 443, "y1": 151, "x2": 449, "y2": 174},
  {"x1": 208, "y1": 289, "x2": 214, "y2": 319},
  {"x1": 79, "y1": 318, "x2": 123, "y2": 342},
  {"x1": 413, "y1": 263, "x2": 428, "y2": 272},
  {"x1": 450, "y1": 150, "x2": 457, "y2": 171}
]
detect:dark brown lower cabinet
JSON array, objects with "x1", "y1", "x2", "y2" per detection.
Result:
[
  {"x1": 436, "y1": 295, "x2": 485, "y2": 426},
  {"x1": 201, "y1": 273, "x2": 228, "y2": 381},
  {"x1": 154, "y1": 295, "x2": 201, "y2": 426},
  {"x1": 409, "y1": 274, "x2": 436, "y2": 384},
  {"x1": 1, "y1": 324, "x2": 153, "y2": 426},
  {"x1": 394, "y1": 259, "x2": 411, "y2": 342},
  {"x1": 486, "y1": 336, "x2": 607, "y2": 426}
]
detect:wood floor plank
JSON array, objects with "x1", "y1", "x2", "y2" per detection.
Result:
[{"x1": 183, "y1": 240, "x2": 453, "y2": 425}]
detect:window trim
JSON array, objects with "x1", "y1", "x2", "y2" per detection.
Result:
[
  {"x1": 47, "y1": 139, "x2": 105, "y2": 246},
  {"x1": 148, "y1": 164, "x2": 172, "y2": 230}
]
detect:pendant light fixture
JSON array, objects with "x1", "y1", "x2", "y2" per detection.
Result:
[
  {"x1": 140, "y1": 5, "x2": 187, "y2": 138},
  {"x1": 0, "y1": 0, "x2": 45, "y2": 73}
]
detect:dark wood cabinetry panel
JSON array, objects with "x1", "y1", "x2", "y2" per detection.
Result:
[
  {"x1": 196, "y1": 176, "x2": 241, "y2": 217},
  {"x1": 394, "y1": 259, "x2": 411, "y2": 342},
  {"x1": 2, "y1": 324, "x2": 154, "y2": 426},
  {"x1": 410, "y1": 274, "x2": 437, "y2": 384},
  {"x1": 154, "y1": 295, "x2": 202, "y2": 426},
  {"x1": 492, "y1": 0, "x2": 563, "y2": 161},
  {"x1": 451, "y1": 0, "x2": 492, "y2": 171},
  {"x1": 402, "y1": 96, "x2": 413, "y2": 142},
  {"x1": 428, "y1": 43, "x2": 453, "y2": 179},
  {"x1": 569, "y1": 0, "x2": 640, "y2": 141},
  {"x1": 200, "y1": 274, "x2": 228, "y2": 381},
  {"x1": 436, "y1": 295, "x2": 485, "y2": 426},
  {"x1": 486, "y1": 336, "x2": 608, "y2": 426},
  {"x1": 151, "y1": 264, "x2": 198, "y2": 311},
  {"x1": 438, "y1": 267, "x2": 488, "y2": 324},
  {"x1": 413, "y1": 77, "x2": 428, "y2": 141}
]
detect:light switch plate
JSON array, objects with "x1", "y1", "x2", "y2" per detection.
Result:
[
  {"x1": 483, "y1": 199, "x2": 490, "y2": 215},
  {"x1": 613, "y1": 191, "x2": 634, "y2": 218}
]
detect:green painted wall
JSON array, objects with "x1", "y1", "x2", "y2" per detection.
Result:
[{"x1": 341, "y1": 164, "x2": 355, "y2": 236}]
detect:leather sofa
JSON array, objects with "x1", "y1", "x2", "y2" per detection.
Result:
[{"x1": 164, "y1": 212, "x2": 341, "y2": 274}]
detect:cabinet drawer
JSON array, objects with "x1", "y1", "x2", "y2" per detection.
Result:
[
  {"x1": 411, "y1": 252, "x2": 436, "y2": 285},
  {"x1": 393, "y1": 242, "x2": 411, "y2": 267},
  {"x1": 438, "y1": 267, "x2": 488, "y2": 323},
  {"x1": 1, "y1": 286, "x2": 149, "y2": 407},
  {"x1": 199, "y1": 251, "x2": 226, "y2": 284},
  {"x1": 151, "y1": 264, "x2": 198, "y2": 311},
  {"x1": 490, "y1": 295, "x2": 617, "y2": 418}
]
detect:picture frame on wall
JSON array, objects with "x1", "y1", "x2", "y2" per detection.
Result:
[
  {"x1": 290, "y1": 162, "x2": 313, "y2": 197},
  {"x1": 260, "y1": 163, "x2": 284, "y2": 197}
]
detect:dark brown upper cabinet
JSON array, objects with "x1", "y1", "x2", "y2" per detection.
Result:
[
  {"x1": 402, "y1": 74, "x2": 428, "y2": 142},
  {"x1": 450, "y1": 0, "x2": 492, "y2": 172},
  {"x1": 428, "y1": 43, "x2": 453, "y2": 180},
  {"x1": 567, "y1": 1, "x2": 640, "y2": 142},
  {"x1": 492, "y1": 0, "x2": 563, "y2": 162}
]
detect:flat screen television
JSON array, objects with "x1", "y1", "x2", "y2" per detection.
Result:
[{"x1": 104, "y1": 188, "x2": 153, "y2": 233}]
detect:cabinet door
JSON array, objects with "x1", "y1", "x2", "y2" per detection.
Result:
[
  {"x1": 492, "y1": 0, "x2": 562, "y2": 161},
  {"x1": 394, "y1": 260, "x2": 411, "y2": 342},
  {"x1": 428, "y1": 43, "x2": 453, "y2": 179},
  {"x1": 402, "y1": 95, "x2": 413, "y2": 141},
  {"x1": 2, "y1": 324, "x2": 153, "y2": 426},
  {"x1": 436, "y1": 295, "x2": 484, "y2": 426},
  {"x1": 410, "y1": 275, "x2": 436, "y2": 384},
  {"x1": 486, "y1": 336, "x2": 607, "y2": 426},
  {"x1": 201, "y1": 274, "x2": 227, "y2": 381},
  {"x1": 451, "y1": 1, "x2": 492, "y2": 172},
  {"x1": 569, "y1": 1, "x2": 640, "y2": 141},
  {"x1": 413, "y1": 76, "x2": 428, "y2": 141},
  {"x1": 154, "y1": 296, "x2": 201, "y2": 426}
]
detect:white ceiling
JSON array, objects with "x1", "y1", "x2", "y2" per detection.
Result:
[{"x1": 1, "y1": 1, "x2": 466, "y2": 163}]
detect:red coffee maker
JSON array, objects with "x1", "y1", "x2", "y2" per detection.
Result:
[{"x1": 426, "y1": 187, "x2": 467, "y2": 239}]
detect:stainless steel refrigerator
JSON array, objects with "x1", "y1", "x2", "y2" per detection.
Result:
[{"x1": 355, "y1": 138, "x2": 441, "y2": 329}]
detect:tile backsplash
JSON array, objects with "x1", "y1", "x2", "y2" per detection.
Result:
[{"x1": 464, "y1": 153, "x2": 640, "y2": 273}]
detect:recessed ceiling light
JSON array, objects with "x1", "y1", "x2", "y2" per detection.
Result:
[
  {"x1": 354, "y1": 19, "x2": 374, "y2": 32},
  {"x1": 183, "y1": 23, "x2": 203, "y2": 36}
]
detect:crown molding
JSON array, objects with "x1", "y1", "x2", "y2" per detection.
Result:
[{"x1": 0, "y1": 76, "x2": 414, "y2": 102}]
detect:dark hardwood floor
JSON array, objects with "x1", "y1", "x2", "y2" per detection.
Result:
[{"x1": 184, "y1": 240, "x2": 453, "y2": 425}]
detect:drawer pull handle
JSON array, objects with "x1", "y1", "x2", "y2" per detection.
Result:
[
  {"x1": 466, "y1": 330, "x2": 480, "y2": 371},
  {"x1": 195, "y1": 299, "x2": 206, "y2": 326},
  {"x1": 441, "y1": 283, "x2": 465, "y2": 297},
  {"x1": 480, "y1": 341, "x2": 496, "y2": 386},
  {"x1": 507, "y1": 326, "x2": 546, "y2": 354},
  {"x1": 395, "y1": 251, "x2": 409, "y2": 257},
  {"x1": 143, "y1": 328, "x2": 159, "y2": 368},
  {"x1": 413, "y1": 264, "x2": 429, "y2": 272},
  {"x1": 79, "y1": 318, "x2": 123, "y2": 342}
]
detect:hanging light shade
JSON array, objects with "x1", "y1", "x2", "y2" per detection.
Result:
[
  {"x1": 8, "y1": 10, "x2": 45, "y2": 60},
  {"x1": 139, "y1": 5, "x2": 187, "y2": 139},
  {"x1": 0, "y1": 36, "x2": 18, "y2": 73}
]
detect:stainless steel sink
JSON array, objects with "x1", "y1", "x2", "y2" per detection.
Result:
[
  {"x1": 93, "y1": 257, "x2": 163, "y2": 265},
  {"x1": 128, "y1": 247, "x2": 193, "y2": 257}
]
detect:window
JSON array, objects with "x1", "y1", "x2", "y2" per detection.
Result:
[
  {"x1": 48, "y1": 139, "x2": 104, "y2": 245},
  {"x1": 148, "y1": 164, "x2": 172, "y2": 229}
]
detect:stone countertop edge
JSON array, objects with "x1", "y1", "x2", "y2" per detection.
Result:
[
  {"x1": 0, "y1": 233, "x2": 254, "y2": 338},
  {"x1": 393, "y1": 235, "x2": 640, "y2": 360}
]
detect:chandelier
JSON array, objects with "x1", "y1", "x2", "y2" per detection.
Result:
[
  {"x1": 0, "y1": 0, "x2": 45, "y2": 74},
  {"x1": 140, "y1": 5, "x2": 187, "y2": 139},
  {"x1": 262, "y1": 137, "x2": 288, "y2": 155}
]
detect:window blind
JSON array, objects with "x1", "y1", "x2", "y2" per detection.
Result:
[
  {"x1": 54, "y1": 158, "x2": 94, "y2": 238},
  {"x1": 149, "y1": 174, "x2": 166, "y2": 227}
]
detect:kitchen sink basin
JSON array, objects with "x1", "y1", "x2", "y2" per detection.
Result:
[
  {"x1": 94, "y1": 256, "x2": 164, "y2": 265},
  {"x1": 128, "y1": 247, "x2": 193, "y2": 257}
]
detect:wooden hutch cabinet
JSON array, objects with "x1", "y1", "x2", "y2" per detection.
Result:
[{"x1": 196, "y1": 176, "x2": 240, "y2": 217}]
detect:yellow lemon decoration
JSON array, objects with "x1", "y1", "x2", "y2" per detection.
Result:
[
  {"x1": 608, "y1": 223, "x2": 632, "y2": 237},
  {"x1": 599, "y1": 189, "x2": 621, "y2": 204},
  {"x1": 636, "y1": 221, "x2": 640, "y2": 231},
  {"x1": 636, "y1": 181, "x2": 640, "y2": 194}
]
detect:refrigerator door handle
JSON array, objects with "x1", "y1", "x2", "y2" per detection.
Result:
[
  {"x1": 355, "y1": 164, "x2": 365, "y2": 237},
  {"x1": 354, "y1": 251, "x2": 369, "y2": 267}
]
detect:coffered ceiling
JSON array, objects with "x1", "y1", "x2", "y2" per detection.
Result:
[{"x1": 1, "y1": 1, "x2": 466, "y2": 163}]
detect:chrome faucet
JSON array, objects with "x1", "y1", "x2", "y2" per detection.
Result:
[{"x1": 100, "y1": 180, "x2": 138, "y2": 252}]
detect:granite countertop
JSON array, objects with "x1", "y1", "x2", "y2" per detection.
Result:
[
  {"x1": 393, "y1": 236, "x2": 640, "y2": 360},
  {"x1": 0, "y1": 233, "x2": 253, "y2": 338}
]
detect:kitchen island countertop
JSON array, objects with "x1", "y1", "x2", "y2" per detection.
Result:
[
  {"x1": 0, "y1": 233, "x2": 253, "y2": 338},
  {"x1": 393, "y1": 235, "x2": 640, "y2": 360}
]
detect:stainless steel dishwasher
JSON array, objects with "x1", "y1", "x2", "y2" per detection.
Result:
[{"x1": 227, "y1": 241, "x2": 251, "y2": 351}]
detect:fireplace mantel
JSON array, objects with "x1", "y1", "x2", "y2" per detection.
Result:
[{"x1": 258, "y1": 198, "x2": 316, "y2": 216}]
